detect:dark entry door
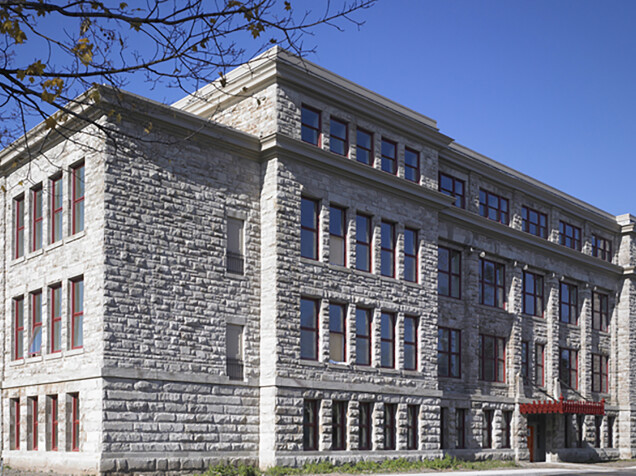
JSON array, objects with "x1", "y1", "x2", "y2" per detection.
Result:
[{"x1": 527, "y1": 415, "x2": 546, "y2": 462}]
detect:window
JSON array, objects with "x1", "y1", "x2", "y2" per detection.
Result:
[
  {"x1": 380, "y1": 312, "x2": 395, "y2": 368},
  {"x1": 404, "y1": 316, "x2": 418, "y2": 371},
  {"x1": 559, "y1": 221, "x2": 581, "y2": 250},
  {"x1": 226, "y1": 217, "x2": 244, "y2": 274},
  {"x1": 608, "y1": 416, "x2": 615, "y2": 448},
  {"x1": 71, "y1": 278, "x2": 84, "y2": 350},
  {"x1": 29, "y1": 291, "x2": 42, "y2": 357},
  {"x1": 380, "y1": 221, "x2": 395, "y2": 277},
  {"x1": 356, "y1": 129, "x2": 373, "y2": 166},
  {"x1": 50, "y1": 175, "x2": 63, "y2": 243},
  {"x1": 332, "y1": 401, "x2": 347, "y2": 450},
  {"x1": 303, "y1": 399, "x2": 319, "y2": 450},
  {"x1": 329, "y1": 303, "x2": 346, "y2": 363},
  {"x1": 592, "y1": 354, "x2": 608, "y2": 394},
  {"x1": 560, "y1": 282, "x2": 578, "y2": 325},
  {"x1": 438, "y1": 173, "x2": 465, "y2": 208},
  {"x1": 479, "y1": 189, "x2": 509, "y2": 225},
  {"x1": 535, "y1": 344, "x2": 545, "y2": 387},
  {"x1": 502, "y1": 411, "x2": 512, "y2": 449},
  {"x1": 226, "y1": 324, "x2": 244, "y2": 380},
  {"x1": 50, "y1": 285, "x2": 62, "y2": 353},
  {"x1": 31, "y1": 186, "x2": 43, "y2": 251},
  {"x1": 11, "y1": 398, "x2": 20, "y2": 450},
  {"x1": 13, "y1": 296, "x2": 24, "y2": 360},
  {"x1": 301, "y1": 105, "x2": 320, "y2": 146},
  {"x1": 69, "y1": 393, "x2": 80, "y2": 451},
  {"x1": 576, "y1": 414, "x2": 584, "y2": 448},
  {"x1": 72, "y1": 162, "x2": 85, "y2": 234},
  {"x1": 483, "y1": 409, "x2": 493, "y2": 448},
  {"x1": 358, "y1": 402, "x2": 372, "y2": 450},
  {"x1": 564, "y1": 414, "x2": 571, "y2": 448},
  {"x1": 14, "y1": 195, "x2": 25, "y2": 259},
  {"x1": 594, "y1": 416, "x2": 602, "y2": 448},
  {"x1": 456, "y1": 408, "x2": 466, "y2": 449},
  {"x1": 440, "y1": 408, "x2": 448, "y2": 449},
  {"x1": 46, "y1": 395, "x2": 58, "y2": 451},
  {"x1": 329, "y1": 206, "x2": 346, "y2": 266},
  {"x1": 383, "y1": 404, "x2": 396, "y2": 450},
  {"x1": 593, "y1": 292, "x2": 609, "y2": 332},
  {"x1": 404, "y1": 148, "x2": 419, "y2": 183},
  {"x1": 438, "y1": 327, "x2": 461, "y2": 378},
  {"x1": 592, "y1": 235, "x2": 612, "y2": 262},
  {"x1": 380, "y1": 139, "x2": 397, "y2": 175},
  {"x1": 404, "y1": 228, "x2": 418, "y2": 283},
  {"x1": 355, "y1": 214, "x2": 372, "y2": 272},
  {"x1": 438, "y1": 247, "x2": 461, "y2": 298},
  {"x1": 406, "y1": 405, "x2": 419, "y2": 450},
  {"x1": 560, "y1": 348, "x2": 579, "y2": 390},
  {"x1": 522, "y1": 206, "x2": 547, "y2": 238},
  {"x1": 300, "y1": 197, "x2": 319, "y2": 260},
  {"x1": 521, "y1": 341, "x2": 529, "y2": 382},
  {"x1": 523, "y1": 271, "x2": 544, "y2": 317},
  {"x1": 28, "y1": 396, "x2": 38, "y2": 451},
  {"x1": 355, "y1": 308, "x2": 372, "y2": 366},
  {"x1": 300, "y1": 298, "x2": 319, "y2": 361},
  {"x1": 330, "y1": 118, "x2": 348, "y2": 156},
  {"x1": 479, "y1": 334, "x2": 505, "y2": 382},
  {"x1": 479, "y1": 259, "x2": 505, "y2": 308}
]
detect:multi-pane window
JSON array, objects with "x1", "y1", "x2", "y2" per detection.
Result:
[
  {"x1": 592, "y1": 235, "x2": 612, "y2": 262},
  {"x1": 50, "y1": 175, "x2": 63, "y2": 243},
  {"x1": 14, "y1": 195, "x2": 25, "y2": 258},
  {"x1": 226, "y1": 324, "x2": 244, "y2": 380},
  {"x1": 479, "y1": 259, "x2": 505, "y2": 308},
  {"x1": 535, "y1": 344, "x2": 545, "y2": 387},
  {"x1": 356, "y1": 129, "x2": 373, "y2": 166},
  {"x1": 31, "y1": 186, "x2": 43, "y2": 251},
  {"x1": 69, "y1": 394, "x2": 79, "y2": 451},
  {"x1": 358, "y1": 402, "x2": 372, "y2": 450},
  {"x1": 483, "y1": 409, "x2": 493, "y2": 448},
  {"x1": 11, "y1": 398, "x2": 20, "y2": 450},
  {"x1": 403, "y1": 228, "x2": 418, "y2": 283},
  {"x1": 330, "y1": 118, "x2": 347, "y2": 156},
  {"x1": 14, "y1": 296, "x2": 24, "y2": 360},
  {"x1": 332, "y1": 401, "x2": 347, "y2": 450},
  {"x1": 406, "y1": 405, "x2": 419, "y2": 450},
  {"x1": 301, "y1": 105, "x2": 320, "y2": 146},
  {"x1": 592, "y1": 292, "x2": 609, "y2": 332},
  {"x1": 28, "y1": 396, "x2": 38, "y2": 451},
  {"x1": 329, "y1": 304, "x2": 346, "y2": 363},
  {"x1": 523, "y1": 271, "x2": 544, "y2": 317},
  {"x1": 502, "y1": 411, "x2": 512, "y2": 449},
  {"x1": 50, "y1": 285, "x2": 62, "y2": 353},
  {"x1": 72, "y1": 162, "x2": 85, "y2": 234},
  {"x1": 404, "y1": 148, "x2": 419, "y2": 183},
  {"x1": 560, "y1": 282, "x2": 578, "y2": 325},
  {"x1": 522, "y1": 206, "x2": 547, "y2": 238},
  {"x1": 438, "y1": 327, "x2": 461, "y2": 378},
  {"x1": 380, "y1": 221, "x2": 395, "y2": 277},
  {"x1": 521, "y1": 341, "x2": 529, "y2": 381},
  {"x1": 380, "y1": 312, "x2": 395, "y2": 368},
  {"x1": 479, "y1": 189, "x2": 509, "y2": 225},
  {"x1": 439, "y1": 172, "x2": 465, "y2": 208},
  {"x1": 380, "y1": 139, "x2": 397, "y2": 175},
  {"x1": 47, "y1": 395, "x2": 58, "y2": 451},
  {"x1": 403, "y1": 316, "x2": 418, "y2": 371},
  {"x1": 455, "y1": 408, "x2": 466, "y2": 449},
  {"x1": 71, "y1": 278, "x2": 84, "y2": 350},
  {"x1": 329, "y1": 206, "x2": 346, "y2": 266},
  {"x1": 592, "y1": 354, "x2": 609, "y2": 394},
  {"x1": 479, "y1": 334, "x2": 505, "y2": 382},
  {"x1": 383, "y1": 403, "x2": 396, "y2": 450},
  {"x1": 303, "y1": 399, "x2": 319, "y2": 450},
  {"x1": 355, "y1": 214, "x2": 372, "y2": 272},
  {"x1": 560, "y1": 348, "x2": 579, "y2": 390},
  {"x1": 559, "y1": 221, "x2": 581, "y2": 250},
  {"x1": 300, "y1": 197, "x2": 319, "y2": 260},
  {"x1": 438, "y1": 247, "x2": 461, "y2": 298},
  {"x1": 300, "y1": 298, "x2": 319, "y2": 361},
  {"x1": 355, "y1": 308, "x2": 372, "y2": 366},
  {"x1": 29, "y1": 291, "x2": 42, "y2": 357},
  {"x1": 226, "y1": 217, "x2": 245, "y2": 274}
]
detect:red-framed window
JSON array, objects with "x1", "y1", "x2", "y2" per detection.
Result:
[
  {"x1": 521, "y1": 340, "x2": 529, "y2": 381},
  {"x1": 330, "y1": 118, "x2": 348, "y2": 156},
  {"x1": 31, "y1": 186, "x2": 43, "y2": 251},
  {"x1": 479, "y1": 259, "x2": 505, "y2": 308},
  {"x1": 303, "y1": 399, "x2": 319, "y2": 451},
  {"x1": 50, "y1": 284, "x2": 62, "y2": 353},
  {"x1": 404, "y1": 147, "x2": 419, "y2": 183},
  {"x1": 438, "y1": 246, "x2": 461, "y2": 299},
  {"x1": 522, "y1": 206, "x2": 548, "y2": 238},
  {"x1": 406, "y1": 404, "x2": 419, "y2": 450},
  {"x1": 479, "y1": 189, "x2": 509, "y2": 225},
  {"x1": 29, "y1": 291, "x2": 43, "y2": 357},
  {"x1": 559, "y1": 221, "x2": 581, "y2": 250},
  {"x1": 300, "y1": 298, "x2": 319, "y2": 361},
  {"x1": 14, "y1": 195, "x2": 25, "y2": 259},
  {"x1": 380, "y1": 221, "x2": 395, "y2": 277},
  {"x1": 560, "y1": 282, "x2": 578, "y2": 325},
  {"x1": 502, "y1": 411, "x2": 512, "y2": 448},
  {"x1": 479, "y1": 334, "x2": 505, "y2": 382},
  {"x1": 48, "y1": 395, "x2": 58, "y2": 451},
  {"x1": 14, "y1": 296, "x2": 24, "y2": 360},
  {"x1": 592, "y1": 235, "x2": 612, "y2": 262},
  {"x1": 29, "y1": 396, "x2": 38, "y2": 451},
  {"x1": 404, "y1": 228, "x2": 418, "y2": 283},
  {"x1": 439, "y1": 172, "x2": 465, "y2": 208},
  {"x1": 300, "y1": 197, "x2": 319, "y2": 260},
  {"x1": 380, "y1": 312, "x2": 395, "y2": 368},
  {"x1": 535, "y1": 343, "x2": 545, "y2": 387},
  {"x1": 72, "y1": 163, "x2": 85, "y2": 234},
  {"x1": 50, "y1": 175, "x2": 63, "y2": 243},
  {"x1": 523, "y1": 271, "x2": 544, "y2": 317},
  {"x1": 404, "y1": 315, "x2": 418, "y2": 371},
  {"x1": 332, "y1": 401, "x2": 347, "y2": 450},
  {"x1": 356, "y1": 128, "x2": 373, "y2": 166},
  {"x1": 383, "y1": 403, "x2": 396, "y2": 450},
  {"x1": 329, "y1": 303, "x2": 346, "y2": 363},
  {"x1": 70, "y1": 393, "x2": 80, "y2": 451},
  {"x1": 483, "y1": 409, "x2": 493, "y2": 448},
  {"x1": 71, "y1": 278, "x2": 84, "y2": 349},
  {"x1": 455, "y1": 408, "x2": 466, "y2": 449},
  {"x1": 329, "y1": 205, "x2": 346, "y2": 266},
  {"x1": 358, "y1": 402, "x2": 372, "y2": 450},
  {"x1": 380, "y1": 138, "x2": 397, "y2": 175},
  {"x1": 301, "y1": 105, "x2": 321, "y2": 146},
  {"x1": 355, "y1": 307, "x2": 372, "y2": 366},
  {"x1": 592, "y1": 292, "x2": 609, "y2": 332},
  {"x1": 355, "y1": 213, "x2": 372, "y2": 272},
  {"x1": 438, "y1": 327, "x2": 461, "y2": 378},
  {"x1": 560, "y1": 348, "x2": 579, "y2": 390},
  {"x1": 592, "y1": 354, "x2": 609, "y2": 394},
  {"x1": 11, "y1": 398, "x2": 20, "y2": 450}
]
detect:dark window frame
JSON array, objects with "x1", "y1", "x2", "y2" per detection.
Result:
[
  {"x1": 71, "y1": 278, "x2": 84, "y2": 350},
  {"x1": 329, "y1": 118, "x2": 348, "y2": 156},
  {"x1": 592, "y1": 235, "x2": 612, "y2": 262},
  {"x1": 71, "y1": 162, "x2": 85, "y2": 235},
  {"x1": 522, "y1": 271, "x2": 544, "y2": 317},
  {"x1": 403, "y1": 227, "x2": 418, "y2": 283},
  {"x1": 521, "y1": 206, "x2": 548, "y2": 238},
  {"x1": 31, "y1": 186, "x2": 43, "y2": 252},
  {"x1": 358, "y1": 402, "x2": 372, "y2": 450},
  {"x1": 438, "y1": 246, "x2": 461, "y2": 299},
  {"x1": 479, "y1": 334, "x2": 506, "y2": 383},
  {"x1": 380, "y1": 220, "x2": 395, "y2": 278},
  {"x1": 502, "y1": 411, "x2": 512, "y2": 449},
  {"x1": 521, "y1": 341, "x2": 529, "y2": 381},
  {"x1": 404, "y1": 147, "x2": 420, "y2": 183},
  {"x1": 49, "y1": 395, "x2": 59, "y2": 451},
  {"x1": 438, "y1": 327, "x2": 461, "y2": 379},
  {"x1": 300, "y1": 298, "x2": 319, "y2": 361},
  {"x1": 560, "y1": 348, "x2": 579, "y2": 390},
  {"x1": 70, "y1": 393, "x2": 80, "y2": 451},
  {"x1": 303, "y1": 399, "x2": 319, "y2": 451},
  {"x1": 355, "y1": 307, "x2": 372, "y2": 366},
  {"x1": 355, "y1": 213, "x2": 372, "y2": 272},
  {"x1": 536, "y1": 343, "x2": 545, "y2": 387},
  {"x1": 559, "y1": 221, "x2": 582, "y2": 250},
  {"x1": 406, "y1": 404, "x2": 419, "y2": 450},
  {"x1": 455, "y1": 408, "x2": 466, "y2": 449},
  {"x1": 11, "y1": 398, "x2": 20, "y2": 450},
  {"x1": 383, "y1": 403, "x2": 397, "y2": 450},
  {"x1": 560, "y1": 282, "x2": 578, "y2": 325},
  {"x1": 403, "y1": 315, "x2": 418, "y2": 371},
  {"x1": 14, "y1": 296, "x2": 24, "y2": 361},
  {"x1": 483, "y1": 409, "x2": 493, "y2": 448},
  {"x1": 438, "y1": 172, "x2": 465, "y2": 208},
  {"x1": 380, "y1": 312, "x2": 395, "y2": 369},
  {"x1": 300, "y1": 197, "x2": 319, "y2": 260},
  {"x1": 50, "y1": 285, "x2": 62, "y2": 353},
  {"x1": 592, "y1": 353, "x2": 609, "y2": 394},
  {"x1": 14, "y1": 195, "x2": 25, "y2": 259},
  {"x1": 479, "y1": 189, "x2": 509, "y2": 225},
  {"x1": 29, "y1": 396, "x2": 38, "y2": 451},
  {"x1": 50, "y1": 175, "x2": 63, "y2": 244},
  {"x1": 479, "y1": 258, "x2": 505, "y2": 309},
  {"x1": 29, "y1": 290, "x2": 42, "y2": 357},
  {"x1": 332, "y1": 400, "x2": 347, "y2": 450},
  {"x1": 329, "y1": 303, "x2": 346, "y2": 363},
  {"x1": 356, "y1": 128, "x2": 373, "y2": 166},
  {"x1": 380, "y1": 138, "x2": 397, "y2": 175},
  {"x1": 301, "y1": 105, "x2": 321, "y2": 146},
  {"x1": 592, "y1": 292, "x2": 609, "y2": 332},
  {"x1": 329, "y1": 205, "x2": 346, "y2": 267}
]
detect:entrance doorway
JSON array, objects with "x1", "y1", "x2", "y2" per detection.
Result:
[{"x1": 527, "y1": 415, "x2": 546, "y2": 462}]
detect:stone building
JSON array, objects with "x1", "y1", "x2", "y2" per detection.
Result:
[{"x1": 1, "y1": 47, "x2": 635, "y2": 474}]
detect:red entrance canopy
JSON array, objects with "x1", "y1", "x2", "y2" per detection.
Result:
[{"x1": 520, "y1": 396, "x2": 605, "y2": 415}]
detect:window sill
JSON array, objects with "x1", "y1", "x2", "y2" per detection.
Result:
[
  {"x1": 300, "y1": 359, "x2": 325, "y2": 368},
  {"x1": 27, "y1": 248, "x2": 44, "y2": 259},
  {"x1": 65, "y1": 230, "x2": 86, "y2": 244},
  {"x1": 225, "y1": 270, "x2": 247, "y2": 279},
  {"x1": 558, "y1": 321, "x2": 580, "y2": 331},
  {"x1": 44, "y1": 352, "x2": 63, "y2": 361},
  {"x1": 66, "y1": 347, "x2": 85, "y2": 357},
  {"x1": 26, "y1": 355, "x2": 43, "y2": 363},
  {"x1": 46, "y1": 240, "x2": 64, "y2": 252},
  {"x1": 9, "y1": 256, "x2": 25, "y2": 267},
  {"x1": 8, "y1": 359, "x2": 25, "y2": 367},
  {"x1": 439, "y1": 294, "x2": 463, "y2": 303}
]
